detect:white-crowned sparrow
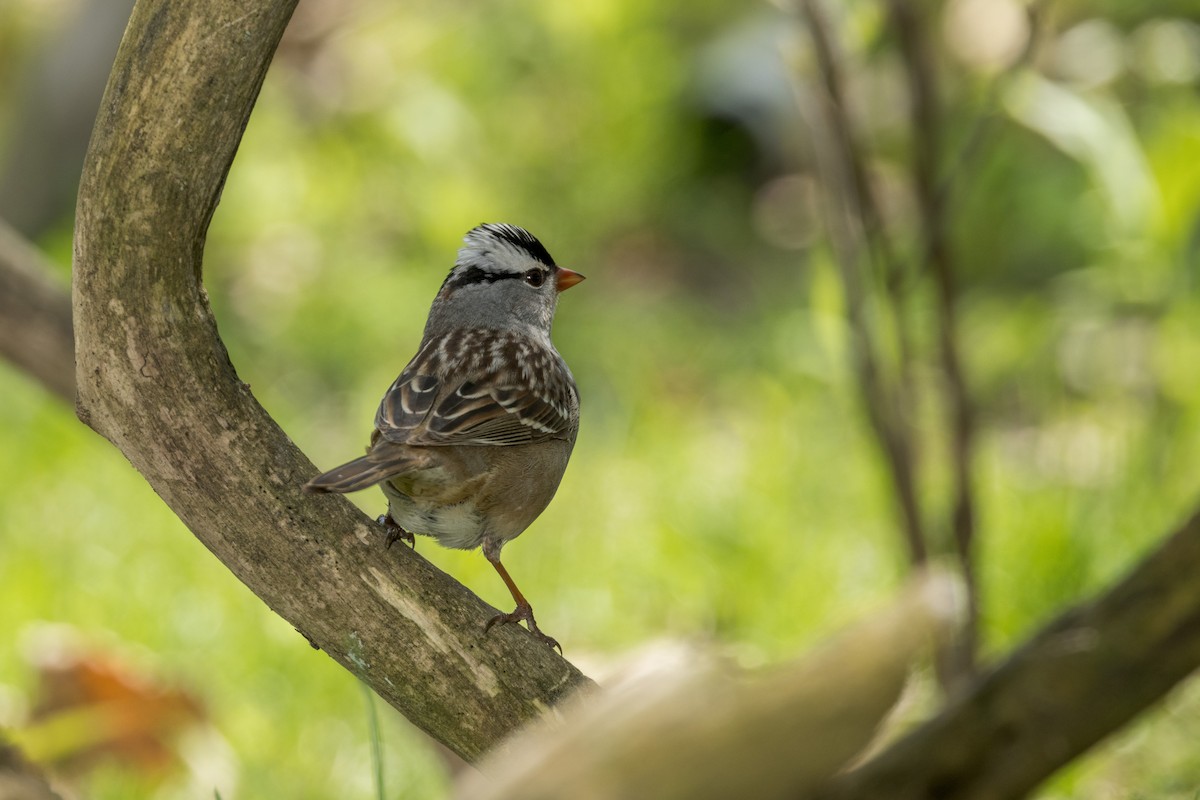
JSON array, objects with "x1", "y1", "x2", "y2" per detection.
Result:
[{"x1": 304, "y1": 223, "x2": 583, "y2": 650}]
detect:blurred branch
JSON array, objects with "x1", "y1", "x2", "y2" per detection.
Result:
[
  {"x1": 0, "y1": 219, "x2": 74, "y2": 403},
  {"x1": 817, "y1": 505, "x2": 1200, "y2": 800},
  {"x1": 459, "y1": 572, "x2": 964, "y2": 800},
  {"x1": 885, "y1": 0, "x2": 979, "y2": 684},
  {"x1": 798, "y1": 0, "x2": 927, "y2": 568},
  {"x1": 0, "y1": 0, "x2": 136, "y2": 239},
  {"x1": 71, "y1": 0, "x2": 591, "y2": 763}
]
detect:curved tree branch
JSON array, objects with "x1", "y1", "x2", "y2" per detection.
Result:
[{"x1": 72, "y1": 0, "x2": 591, "y2": 762}]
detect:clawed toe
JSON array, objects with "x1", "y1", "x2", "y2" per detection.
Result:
[
  {"x1": 486, "y1": 605, "x2": 561, "y2": 653},
  {"x1": 377, "y1": 514, "x2": 415, "y2": 549}
]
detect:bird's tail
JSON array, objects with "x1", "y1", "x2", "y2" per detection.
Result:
[{"x1": 303, "y1": 443, "x2": 429, "y2": 494}]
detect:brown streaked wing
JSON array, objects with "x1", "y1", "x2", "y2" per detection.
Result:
[
  {"x1": 376, "y1": 329, "x2": 576, "y2": 448},
  {"x1": 375, "y1": 341, "x2": 441, "y2": 437},
  {"x1": 420, "y1": 378, "x2": 571, "y2": 445}
]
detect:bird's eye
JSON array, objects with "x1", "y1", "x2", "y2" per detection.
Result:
[{"x1": 523, "y1": 269, "x2": 546, "y2": 287}]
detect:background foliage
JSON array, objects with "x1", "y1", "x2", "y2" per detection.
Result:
[{"x1": 1, "y1": 0, "x2": 1199, "y2": 797}]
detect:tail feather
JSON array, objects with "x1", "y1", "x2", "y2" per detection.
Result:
[{"x1": 304, "y1": 444, "x2": 427, "y2": 495}]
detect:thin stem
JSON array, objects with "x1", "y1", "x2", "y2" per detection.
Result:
[
  {"x1": 886, "y1": 0, "x2": 979, "y2": 681},
  {"x1": 799, "y1": 0, "x2": 928, "y2": 567}
]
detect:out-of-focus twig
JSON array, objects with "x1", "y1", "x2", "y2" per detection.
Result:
[
  {"x1": 885, "y1": 0, "x2": 979, "y2": 684},
  {"x1": 0, "y1": 218, "x2": 74, "y2": 403},
  {"x1": 816, "y1": 506, "x2": 1200, "y2": 800},
  {"x1": 798, "y1": 0, "x2": 928, "y2": 568},
  {"x1": 0, "y1": 0, "x2": 136, "y2": 239}
]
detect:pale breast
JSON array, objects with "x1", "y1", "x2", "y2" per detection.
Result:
[
  {"x1": 378, "y1": 439, "x2": 574, "y2": 553},
  {"x1": 380, "y1": 462, "x2": 490, "y2": 551}
]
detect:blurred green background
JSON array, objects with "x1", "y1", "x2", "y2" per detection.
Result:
[{"x1": 2, "y1": 0, "x2": 1200, "y2": 797}]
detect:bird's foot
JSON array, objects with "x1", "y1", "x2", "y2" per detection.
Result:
[
  {"x1": 377, "y1": 514, "x2": 415, "y2": 550},
  {"x1": 486, "y1": 603, "x2": 561, "y2": 653}
]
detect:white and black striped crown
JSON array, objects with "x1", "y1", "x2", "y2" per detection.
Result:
[{"x1": 442, "y1": 223, "x2": 557, "y2": 293}]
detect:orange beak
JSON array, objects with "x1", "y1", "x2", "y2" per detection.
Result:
[{"x1": 555, "y1": 267, "x2": 585, "y2": 292}]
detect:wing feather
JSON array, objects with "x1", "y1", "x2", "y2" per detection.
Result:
[{"x1": 374, "y1": 328, "x2": 577, "y2": 448}]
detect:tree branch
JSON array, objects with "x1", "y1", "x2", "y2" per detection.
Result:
[
  {"x1": 886, "y1": 0, "x2": 980, "y2": 683},
  {"x1": 817, "y1": 505, "x2": 1200, "y2": 799},
  {"x1": 0, "y1": 218, "x2": 74, "y2": 403},
  {"x1": 71, "y1": 0, "x2": 592, "y2": 762},
  {"x1": 798, "y1": 0, "x2": 927, "y2": 568}
]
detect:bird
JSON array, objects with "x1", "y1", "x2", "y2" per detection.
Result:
[{"x1": 303, "y1": 223, "x2": 583, "y2": 651}]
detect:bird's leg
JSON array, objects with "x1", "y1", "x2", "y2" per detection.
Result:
[
  {"x1": 482, "y1": 544, "x2": 560, "y2": 653},
  {"x1": 377, "y1": 513, "x2": 415, "y2": 550}
]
